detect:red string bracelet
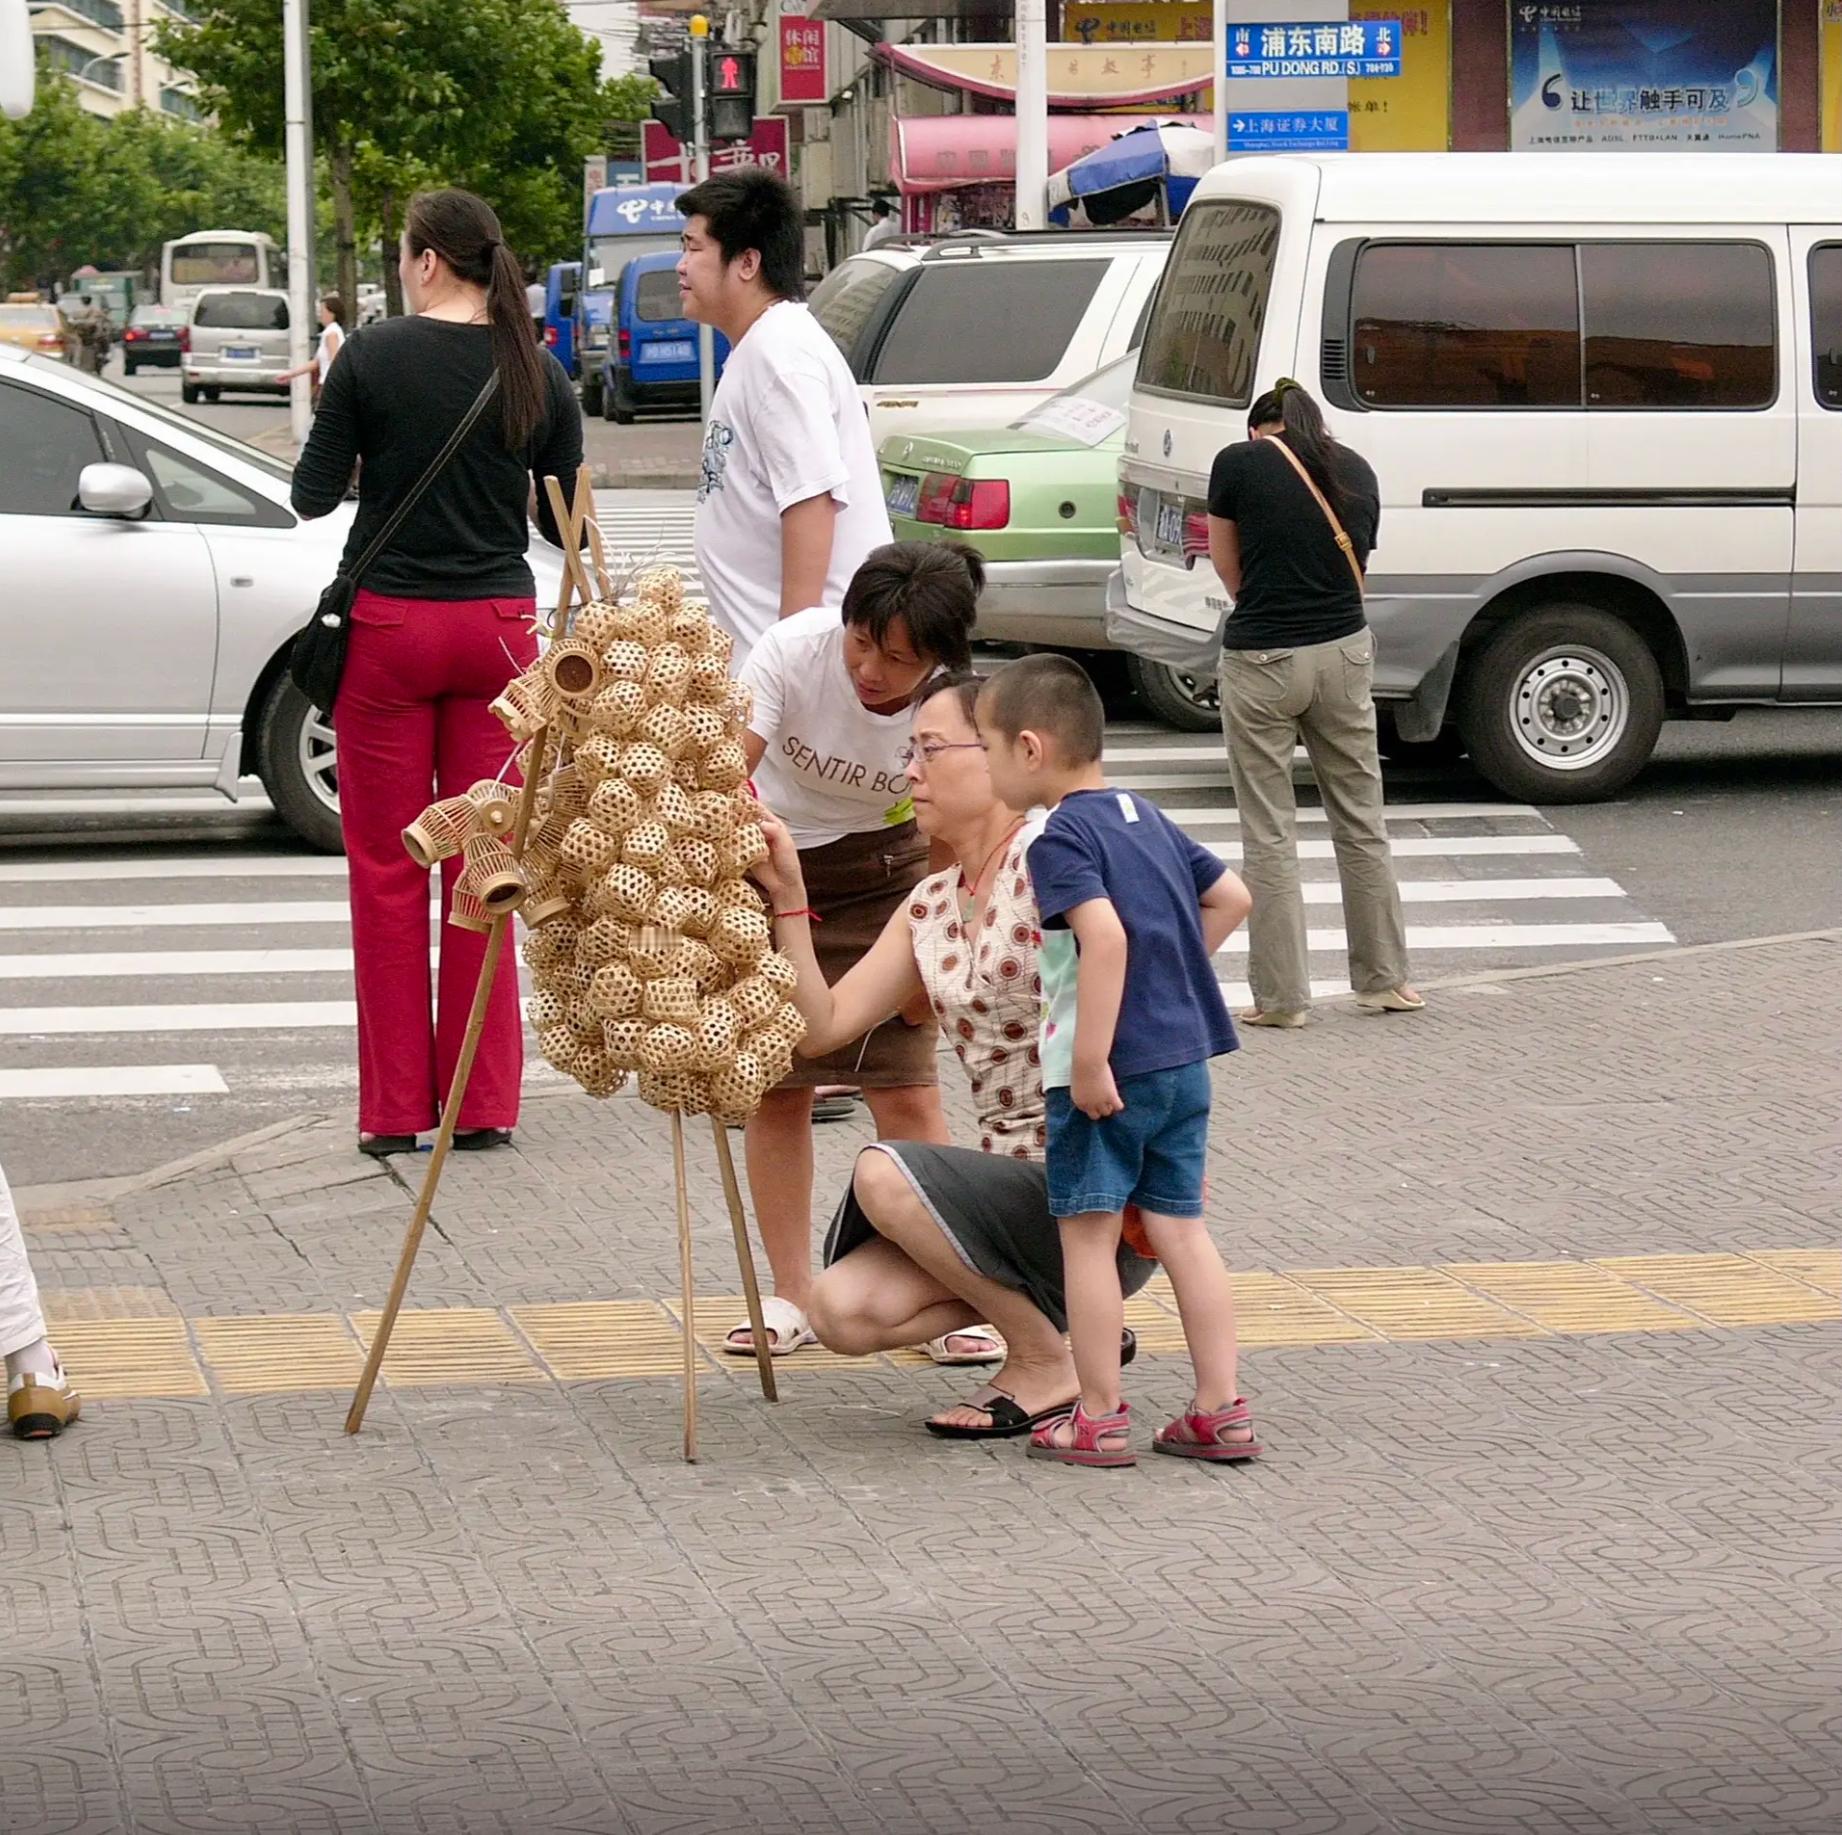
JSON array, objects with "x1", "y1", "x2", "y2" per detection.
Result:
[{"x1": 774, "y1": 906, "x2": 822, "y2": 924}]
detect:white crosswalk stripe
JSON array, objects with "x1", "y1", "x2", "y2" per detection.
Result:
[
  {"x1": 589, "y1": 489, "x2": 699, "y2": 596},
  {"x1": 0, "y1": 719, "x2": 1673, "y2": 1102}
]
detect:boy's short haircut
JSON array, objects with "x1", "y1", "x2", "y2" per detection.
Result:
[
  {"x1": 674, "y1": 169, "x2": 806, "y2": 302},
  {"x1": 979, "y1": 654, "x2": 1105, "y2": 765}
]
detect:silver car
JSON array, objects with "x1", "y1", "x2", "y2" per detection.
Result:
[
  {"x1": 0, "y1": 345, "x2": 565, "y2": 851},
  {"x1": 184, "y1": 286, "x2": 292, "y2": 404}
]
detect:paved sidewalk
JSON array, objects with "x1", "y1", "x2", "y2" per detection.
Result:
[{"x1": 6, "y1": 937, "x2": 1839, "y2": 1833}]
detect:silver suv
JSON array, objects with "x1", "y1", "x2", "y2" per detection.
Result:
[{"x1": 184, "y1": 286, "x2": 292, "y2": 404}]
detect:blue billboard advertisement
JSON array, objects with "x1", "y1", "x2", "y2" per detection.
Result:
[{"x1": 1509, "y1": 1, "x2": 1777, "y2": 152}]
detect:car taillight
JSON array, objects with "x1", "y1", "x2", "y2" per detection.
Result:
[
  {"x1": 36, "y1": 333, "x2": 62, "y2": 350},
  {"x1": 123, "y1": 327, "x2": 145, "y2": 341},
  {"x1": 1183, "y1": 509, "x2": 1211, "y2": 558},
  {"x1": 914, "y1": 472, "x2": 958, "y2": 525},
  {"x1": 1117, "y1": 490, "x2": 1138, "y2": 537},
  {"x1": 543, "y1": 324, "x2": 557, "y2": 346},
  {"x1": 179, "y1": 328, "x2": 190, "y2": 351},
  {"x1": 618, "y1": 328, "x2": 630, "y2": 360},
  {"x1": 942, "y1": 479, "x2": 1009, "y2": 531}
]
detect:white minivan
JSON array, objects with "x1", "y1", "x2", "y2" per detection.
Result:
[{"x1": 1111, "y1": 152, "x2": 1842, "y2": 801}]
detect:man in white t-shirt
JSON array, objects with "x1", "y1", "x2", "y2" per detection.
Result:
[
  {"x1": 861, "y1": 197, "x2": 901, "y2": 251},
  {"x1": 677, "y1": 168, "x2": 892, "y2": 662}
]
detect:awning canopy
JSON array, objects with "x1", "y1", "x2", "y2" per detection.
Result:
[
  {"x1": 892, "y1": 112, "x2": 1208, "y2": 194},
  {"x1": 875, "y1": 42, "x2": 1215, "y2": 108}
]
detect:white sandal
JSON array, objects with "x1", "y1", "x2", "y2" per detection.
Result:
[
  {"x1": 922, "y1": 1324, "x2": 1006, "y2": 1365},
  {"x1": 722, "y1": 1295, "x2": 818, "y2": 1358}
]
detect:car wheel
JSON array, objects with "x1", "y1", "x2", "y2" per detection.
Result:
[
  {"x1": 124, "y1": 361, "x2": 137, "y2": 377},
  {"x1": 1126, "y1": 653, "x2": 1219, "y2": 733},
  {"x1": 181, "y1": 380, "x2": 199, "y2": 403},
  {"x1": 256, "y1": 675, "x2": 343, "y2": 853},
  {"x1": 1454, "y1": 605, "x2": 1664, "y2": 805},
  {"x1": 581, "y1": 374, "x2": 603, "y2": 418},
  {"x1": 610, "y1": 369, "x2": 636, "y2": 424}
]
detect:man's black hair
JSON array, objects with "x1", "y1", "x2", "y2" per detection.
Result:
[
  {"x1": 977, "y1": 654, "x2": 1105, "y2": 766},
  {"x1": 674, "y1": 168, "x2": 806, "y2": 301},
  {"x1": 871, "y1": 197, "x2": 892, "y2": 219}
]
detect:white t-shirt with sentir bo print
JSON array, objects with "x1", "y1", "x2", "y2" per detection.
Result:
[{"x1": 740, "y1": 607, "x2": 917, "y2": 851}]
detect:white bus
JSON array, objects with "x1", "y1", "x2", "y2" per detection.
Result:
[{"x1": 160, "y1": 230, "x2": 281, "y2": 310}]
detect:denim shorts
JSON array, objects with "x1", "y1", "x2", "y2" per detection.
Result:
[{"x1": 1045, "y1": 1061, "x2": 1212, "y2": 1220}]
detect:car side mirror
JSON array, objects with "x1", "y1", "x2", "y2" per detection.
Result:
[{"x1": 76, "y1": 462, "x2": 154, "y2": 519}]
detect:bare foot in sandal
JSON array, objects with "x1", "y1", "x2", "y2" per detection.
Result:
[{"x1": 927, "y1": 1349, "x2": 1076, "y2": 1437}]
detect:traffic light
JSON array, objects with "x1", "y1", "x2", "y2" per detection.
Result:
[
  {"x1": 649, "y1": 49, "x2": 691, "y2": 142},
  {"x1": 707, "y1": 48, "x2": 755, "y2": 143}
]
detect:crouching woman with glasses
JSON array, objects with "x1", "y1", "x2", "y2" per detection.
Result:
[{"x1": 725, "y1": 541, "x2": 986, "y2": 1360}]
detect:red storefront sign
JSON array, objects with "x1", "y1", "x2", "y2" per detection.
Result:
[
  {"x1": 778, "y1": 17, "x2": 828, "y2": 108},
  {"x1": 642, "y1": 117, "x2": 791, "y2": 185}
]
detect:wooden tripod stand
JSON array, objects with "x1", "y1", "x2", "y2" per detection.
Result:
[{"x1": 344, "y1": 472, "x2": 779, "y2": 1460}]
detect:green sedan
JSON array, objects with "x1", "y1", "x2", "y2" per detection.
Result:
[{"x1": 877, "y1": 352, "x2": 1218, "y2": 731}]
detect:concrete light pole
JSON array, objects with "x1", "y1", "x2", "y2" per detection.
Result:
[
  {"x1": 1212, "y1": 0, "x2": 1228, "y2": 165},
  {"x1": 282, "y1": 0, "x2": 317, "y2": 448},
  {"x1": 690, "y1": 12, "x2": 714, "y2": 424},
  {"x1": 1014, "y1": 0, "x2": 1047, "y2": 230}
]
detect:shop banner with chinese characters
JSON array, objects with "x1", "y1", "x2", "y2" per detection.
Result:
[
  {"x1": 1349, "y1": 4, "x2": 1447, "y2": 151},
  {"x1": 643, "y1": 118, "x2": 791, "y2": 185},
  {"x1": 778, "y1": 14, "x2": 826, "y2": 109},
  {"x1": 1510, "y1": 1, "x2": 1777, "y2": 152},
  {"x1": 1061, "y1": 3, "x2": 1213, "y2": 45}
]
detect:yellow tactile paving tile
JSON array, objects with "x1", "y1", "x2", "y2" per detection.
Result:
[
  {"x1": 1745, "y1": 1249, "x2": 1841, "y2": 1304},
  {"x1": 195, "y1": 1314, "x2": 365, "y2": 1394},
  {"x1": 1443, "y1": 1261, "x2": 1701, "y2": 1335},
  {"x1": 1597, "y1": 1254, "x2": 1839, "y2": 1327},
  {"x1": 50, "y1": 1319, "x2": 207, "y2": 1399},
  {"x1": 510, "y1": 1301, "x2": 691, "y2": 1379},
  {"x1": 1289, "y1": 1265, "x2": 1548, "y2": 1340},
  {"x1": 675, "y1": 1295, "x2": 886, "y2": 1370},
  {"x1": 349, "y1": 1307, "x2": 545, "y2": 1385}
]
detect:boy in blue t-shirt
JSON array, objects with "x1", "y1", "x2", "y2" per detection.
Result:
[{"x1": 977, "y1": 655, "x2": 1261, "y2": 1469}]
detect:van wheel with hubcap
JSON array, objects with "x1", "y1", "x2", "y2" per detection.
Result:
[
  {"x1": 1126, "y1": 654, "x2": 1219, "y2": 733},
  {"x1": 257, "y1": 675, "x2": 344, "y2": 853},
  {"x1": 1454, "y1": 605, "x2": 1664, "y2": 804}
]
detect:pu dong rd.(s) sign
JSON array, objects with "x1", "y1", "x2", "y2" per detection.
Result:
[{"x1": 1227, "y1": 19, "x2": 1402, "y2": 80}]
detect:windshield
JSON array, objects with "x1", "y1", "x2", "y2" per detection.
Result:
[
  {"x1": 1017, "y1": 352, "x2": 1138, "y2": 426},
  {"x1": 24, "y1": 352, "x2": 295, "y2": 482},
  {"x1": 589, "y1": 234, "x2": 682, "y2": 283},
  {"x1": 131, "y1": 306, "x2": 184, "y2": 327},
  {"x1": 195, "y1": 292, "x2": 288, "y2": 331},
  {"x1": 0, "y1": 305, "x2": 56, "y2": 328},
  {"x1": 172, "y1": 243, "x2": 261, "y2": 286}
]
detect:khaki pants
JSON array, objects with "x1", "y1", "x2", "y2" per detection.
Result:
[{"x1": 1217, "y1": 631, "x2": 1411, "y2": 1015}]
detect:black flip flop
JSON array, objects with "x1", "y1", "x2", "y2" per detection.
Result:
[
  {"x1": 925, "y1": 1388, "x2": 1078, "y2": 1441},
  {"x1": 358, "y1": 1134, "x2": 418, "y2": 1158},
  {"x1": 453, "y1": 1128, "x2": 514, "y2": 1151}
]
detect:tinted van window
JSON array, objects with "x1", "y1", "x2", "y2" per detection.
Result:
[
  {"x1": 1351, "y1": 243, "x2": 1579, "y2": 408},
  {"x1": 194, "y1": 292, "x2": 289, "y2": 332},
  {"x1": 870, "y1": 260, "x2": 1106, "y2": 385},
  {"x1": 808, "y1": 257, "x2": 904, "y2": 368},
  {"x1": 1813, "y1": 246, "x2": 1842, "y2": 410},
  {"x1": 1137, "y1": 202, "x2": 1278, "y2": 405},
  {"x1": 635, "y1": 269, "x2": 681, "y2": 323},
  {"x1": 1581, "y1": 242, "x2": 1775, "y2": 410}
]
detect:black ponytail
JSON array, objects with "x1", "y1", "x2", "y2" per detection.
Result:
[
  {"x1": 1249, "y1": 378, "x2": 1345, "y2": 518},
  {"x1": 405, "y1": 187, "x2": 548, "y2": 453}
]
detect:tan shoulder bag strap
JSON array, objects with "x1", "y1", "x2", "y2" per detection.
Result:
[{"x1": 1266, "y1": 434, "x2": 1364, "y2": 597}]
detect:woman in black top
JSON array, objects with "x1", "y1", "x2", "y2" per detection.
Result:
[
  {"x1": 1206, "y1": 379, "x2": 1420, "y2": 1028},
  {"x1": 292, "y1": 188, "x2": 583, "y2": 1155}
]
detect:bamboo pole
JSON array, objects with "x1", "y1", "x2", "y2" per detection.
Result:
[
  {"x1": 710, "y1": 1116, "x2": 777, "y2": 1404},
  {"x1": 672, "y1": 1111, "x2": 699, "y2": 1463},
  {"x1": 345, "y1": 474, "x2": 584, "y2": 1434},
  {"x1": 344, "y1": 724, "x2": 549, "y2": 1435}
]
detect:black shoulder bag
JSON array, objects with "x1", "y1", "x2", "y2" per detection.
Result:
[{"x1": 288, "y1": 370, "x2": 501, "y2": 712}]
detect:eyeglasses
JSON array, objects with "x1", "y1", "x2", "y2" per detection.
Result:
[{"x1": 897, "y1": 739, "x2": 985, "y2": 771}]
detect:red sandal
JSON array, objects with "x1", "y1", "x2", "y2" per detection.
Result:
[
  {"x1": 1152, "y1": 1397, "x2": 1262, "y2": 1463},
  {"x1": 1027, "y1": 1398, "x2": 1134, "y2": 1468}
]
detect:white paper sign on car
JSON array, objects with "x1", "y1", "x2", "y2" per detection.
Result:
[{"x1": 1023, "y1": 396, "x2": 1127, "y2": 448}]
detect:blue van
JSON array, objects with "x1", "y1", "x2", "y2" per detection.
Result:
[
  {"x1": 601, "y1": 250, "x2": 729, "y2": 423},
  {"x1": 542, "y1": 261, "x2": 580, "y2": 378},
  {"x1": 578, "y1": 183, "x2": 685, "y2": 418}
]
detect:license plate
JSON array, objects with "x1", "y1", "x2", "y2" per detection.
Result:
[
  {"x1": 223, "y1": 345, "x2": 258, "y2": 360},
  {"x1": 885, "y1": 473, "x2": 922, "y2": 518},
  {"x1": 1154, "y1": 498, "x2": 1186, "y2": 552},
  {"x1": 147, "y1": 330, "x2": 176, "y2": 342},
  {"x1": 640, "y1": 340, "x2": 693, "y2": 363}
]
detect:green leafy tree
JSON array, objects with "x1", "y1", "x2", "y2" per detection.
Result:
[{"x1": 159, "y1": 0, "x2": 624, "y2": 318}]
